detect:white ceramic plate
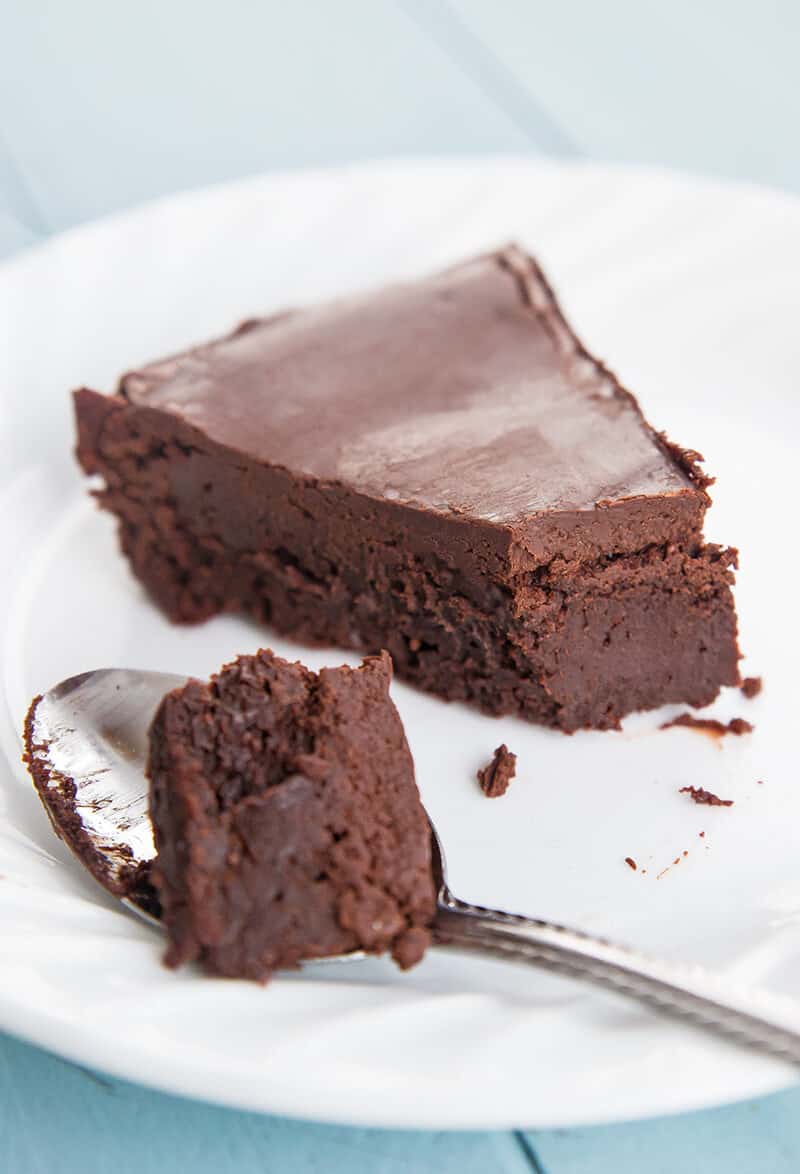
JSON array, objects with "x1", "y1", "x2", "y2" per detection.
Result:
[{"x1": 1, "y1": 159, "x2": 799, "y2": 1129}]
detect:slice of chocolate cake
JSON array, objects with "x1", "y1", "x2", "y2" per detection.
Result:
[
  {"x1": 148, "y1": 649, "x2": 435, "y2": 980},
  {"x1": 75, "y1": 246, "x2": 740, "y2": 732}
]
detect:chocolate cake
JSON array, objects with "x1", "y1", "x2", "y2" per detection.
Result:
[
  {"x1": 75, "y1": 245, "x2": 740, "y2": 732},
  {"x1": 148, "y1": 649, "x2": 435, "y2": 979}
]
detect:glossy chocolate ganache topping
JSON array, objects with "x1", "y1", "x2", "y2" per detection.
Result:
[{"x1": 119, "y1": 247, "x2": 699, "y2": 527}]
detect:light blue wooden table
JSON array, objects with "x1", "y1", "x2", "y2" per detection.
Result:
[{"x1": 2, "y1": 3, "x2": 799, "y2": 1169}]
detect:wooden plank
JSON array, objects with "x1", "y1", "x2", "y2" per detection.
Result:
[
  {"x1": 526, "y1": 1085, "x2": 800, "y2": 1173},
  {"x1": 0, "y1": 208, "x2": 36, "y2": 259},
  {"x1": 0, "y1": 132, "x2": 46, "y2": 254},
  {"x1": 398, "y1": 0, "x2": 579, "y2": 157},
  {"x1": 0, "y1": 1032, "x2": 537, "y2": 1174},
  {"x1": 0, "y1": 0, "x2": 534, "y2": 231},
  {"x1": 452, "y1": 0, "x2": 800, "y2": 192}
]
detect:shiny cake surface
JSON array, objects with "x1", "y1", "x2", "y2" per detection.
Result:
[{"x1": 120, "y1": 247, "x2": 696, "y2": 525}]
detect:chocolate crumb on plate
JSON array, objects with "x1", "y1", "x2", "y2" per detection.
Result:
[
  {"x1": 624, "y1": 856, "x2": 637, "y2": 871},
  {"x1": 740, "y1": 676, "x2": 763, "y2": 699},
  {"x1": 657, "y1": 855, "x2": 684, "y2": 880},
  {"x1": 680, "y1": 786, "x2": 734, "y2": 807},
  {"x1": 477, "y1": 744, "x2": 517, "y2": 798},
  {"x1": 660, "y1": 713, "x2": 753, "y2": 739}
]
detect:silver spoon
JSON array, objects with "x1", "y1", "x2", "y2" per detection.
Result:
[{"x1": 24, "y1": 668, "x2": 800, "y2": 1064}]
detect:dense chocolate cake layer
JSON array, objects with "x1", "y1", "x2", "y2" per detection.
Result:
[
  {"x1": 148, "y1": 650, "x2": 434, "y2": 980},
  {"x1": 75, "y1": 247, "x2": 740, "y2": 731}
]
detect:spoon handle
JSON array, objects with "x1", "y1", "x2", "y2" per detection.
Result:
[{"x1": 433, "y1": 897, "x2": 800, "y2": 1064}]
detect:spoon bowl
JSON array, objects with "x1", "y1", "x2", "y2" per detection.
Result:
[{"x1": 23, "y1": 666, "x2": 800, "y2": 1064}]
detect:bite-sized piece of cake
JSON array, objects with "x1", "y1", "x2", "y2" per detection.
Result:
[
  {"x1": 148, "y1": 649, "x2": 435, "y2": 980},
  {"x1": 75, "y1": 245, "x2": 740, "y2": 732}
]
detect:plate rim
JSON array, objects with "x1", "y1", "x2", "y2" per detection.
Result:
[{"x1": 4, "y1": 152, "x2": 800, "y2": 282}]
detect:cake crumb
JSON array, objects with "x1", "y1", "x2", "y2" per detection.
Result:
[
  {"x1": 624, "y1": 856, "x2": 637, "y2": 871},
  {"x1": 680, "y1": 786, "x2": 733, "y2": 807},
  {"x1": 477, "y1": 744, "x2": 516, "y2": 798},
  {"x1": 392, "y1": 927, "x2": 431, "y2": 970},
  {"x1": 660, "y1": 713, "x2": 753, "y2": 739},
  {"x1": 657, "y1": 855, "x2": 683, "y2": 880},
  {"x1": 740, "y1": 676, "x2": 763, "y2": 699},
  {"x1": 699, "y1": 830, "x2": 705, "y2": 837}
]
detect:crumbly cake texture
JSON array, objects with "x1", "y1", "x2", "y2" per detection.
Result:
[
  {"x1": 477, "y1": 744, "x2": 517, "y2": 798},
  {"x1": 74, "y1": 246, "x2": 741, "y2": 732},
  {"x1": 147, "y1": 649, "x2": 435, "y2": 980}
]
